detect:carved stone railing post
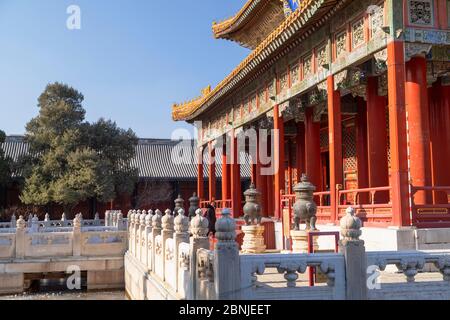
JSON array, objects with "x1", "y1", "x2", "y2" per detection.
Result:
[
  {"x1": 339, "y1": 207, "x2": 367, "y2": 300},
  {"x1": 138, "y1": 211, "x2": 147, "y2": 262},
  {"x1": 10, "y1": 214, "x2": 16, "y2": 229},
  {"x1": 15, "y1": 216, "x2": 26, "y2": 259},
  {"x1": 113, "y1": 211, "x2": 118, "y2": 228},
  {"x1": 134, "y1": 210, "x2": 141, "y2": 259},
  {"x1": 117, "y1": 212, "x2": 125, "y2": 231},
  {"x1": 128, "y1": 211, "x2": 135, "y2": 255},
  {"x1": 61, "y1": 213, "x2": 67, "y2": 227},
  {"x1": 73, "y1": 213, "x2": 82, "y2": 257},
  {"x1": 214, "y1": 208, "x2": 240, "y2": 300},
  {"x1": 94, "y1": 212, "x2": 100, "y2": 226},
  {"x1": 145, "y1": 210, "x2": 154, "y2": 269},
  {"x1": 27, "y1": 213, "x2": 33, "y2": 228},
  {"x1": 174, "y1": 209, "x2": 190, "y2": 291},
  {"x1": 151, "y1": 210, "x2": 163, "y2": 272},
  {"x1": 105, "y1": 211, "x2": 110, "y2": 227},
  {"x1": 30, "y1": 215, "x2": 39, "y2": 233},
  {"x1": 162, "y1": 210, "x2": 175, "y2": 281},
  {"x1": 44, "y1": 213, "x2": 51, "y2": 228},
  {"x1": 189, "y1": 209, "x2": 209, "y2": 300}
]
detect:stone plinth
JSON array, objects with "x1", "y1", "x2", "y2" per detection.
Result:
[
  {"x1": 241, "y1": 225, "x2": 266, "y2": 254},
  {"x1": 290, "y1": 230, "x2": 318, "y2": 254}
]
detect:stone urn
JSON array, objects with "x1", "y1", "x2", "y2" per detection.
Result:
[
  {"x1": 292, "y1": 174, "x2": 318, "y2": 231},
  {"x1": 174, "y1": 194, "x2": 185, "y2": 216},
  {"x1": 188, "y1": 193, "x2": 200, "y2": 220},
  {"x1": 243, "y1": 184, "x2": 262, "y2": 226},
  {"x1": 242, "y1": 184, "x2": 266, "y2": 254}
]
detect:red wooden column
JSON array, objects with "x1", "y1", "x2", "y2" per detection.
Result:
[
  {"x1": 327, "y1": 76, "x2": 343, "y2": 223},
  {"x1": 406, "y1": 56, "x2": 432, "y2": 204},
  {"x1": 273, "y1": 105, "x2": 285, "y2": 220},
  {"x1": 430, "y1": 80, "x2": 450, "y2": 203},
  {"x1": 305, "y1": 108, "x2": 323, "y2": 191},
  {"x1": 197, "y1": 147, "x2": 204, "y2": 200},
  {"x1": 356, "y1": 97, "x2": 369, "y2": 203},
  {"x1": 442, "y1": 82, "x2": 450, "y2": 187},
  {"x1": 387, "y1": 41, "x2": 411, "y2": 226},
  {"x1": 208, "y1": 141, "x2": 216, "y2": 202},
  {"x1": 366, "y1": 77, "x2": 389, "y2": 202},
  {"x1": 256, "y1": 131, "x2": 267, "y2": 216},
  {"x1": 296, "y1": 121, "x2": 306, "y2": 182},
  {"x1": 221, "y1": 143, "x2": 229, "y2": 202},
  {"x1": 230, "y1": 131, "x2": 241, "y2": 218},
  {"x1": 257, "y1": 164, "x2": 268, "y2": 217},
  {"x1": 266, "y1": 133, "x2": 274, "y2": 216}
]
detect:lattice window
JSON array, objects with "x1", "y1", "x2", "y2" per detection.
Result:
[
  {"x1": 343, "y1": 126, "x2": 357, "y2": 172},
  {"x1": 408, "y1": 0, "x2": 434, "y2": 26},
  {"x1": 352, "y1": 18, "x2": 366, "y2": 49}
]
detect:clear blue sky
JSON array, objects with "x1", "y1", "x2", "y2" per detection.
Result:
[{"x1": 0, "y1": 0, "x2": 249, "y2": 138}]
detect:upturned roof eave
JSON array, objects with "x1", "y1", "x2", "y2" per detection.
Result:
[
  {"x1": 174, "y1": 0, "x2": 336, "y2": 122},
  {"x1": 212, "y1": 0, "x2": 267, "y2": 39}
]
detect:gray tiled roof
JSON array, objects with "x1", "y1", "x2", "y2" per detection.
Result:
[
  {"x1": 1, "y1": 136, "x2": 251, "y2": 181},
  {"x1": 1, "y1": 136, "x2": 30, "y2": 162}
]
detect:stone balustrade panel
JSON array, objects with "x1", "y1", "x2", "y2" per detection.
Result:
[
  {"x1": 196, "y1": 249, "x2": 216, "y2": 300},
  {"x1": 366, "y1": 250, "x2": 450, "y2": 300},
  {"x1": 25, "y1": 232, "x2": 73, "y2": 258},
  {"x1": 147, "y1": 232, "x2": 153, "y2": 271},
  {"x1": 0, "y1": 214, "x2": 127, "y2": 260},
  {"x1": 165, "y1": 238, "x2": 176, "y2": 289},
  {"x1": 81, "y1": 231, "x2": 127, "y2": 257},
  {"x1": 0, "y1": 233, "x2": 15, "y2": 259},
  {"x1": 177, "y1": 242, "x2": 191, "y2": 299},
  {"x1": 140, "y1": 224, "x2": 147, "y2": 264},
  {"x1": 239, "y1": 253, "x2": 346, "y2": 300},
  {"x1": 134, "y1": 220, "x2": 140, "y2": 260},
  {"x1": 154, "y1": 235, "x2": 164, "y2": 280}
]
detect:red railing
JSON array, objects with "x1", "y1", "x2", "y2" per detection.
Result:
[
  {"x1": 315, "y1": 191, "x2": 332, "y2": 223},
  {"x1": 411, "y1": 186, "x2": 450, "y2": 228},
  {"x1": 337, "y1": 186, "x2": 393, "y2": 227}
]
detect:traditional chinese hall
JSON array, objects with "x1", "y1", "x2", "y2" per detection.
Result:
[{"x1": 172, "y1": 0, "x2": 450, "y2": 250}]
